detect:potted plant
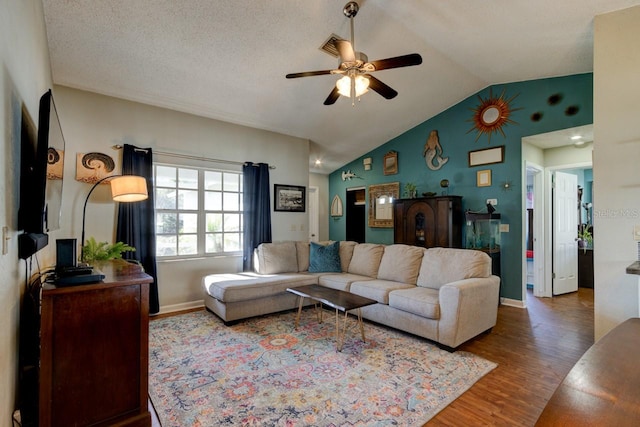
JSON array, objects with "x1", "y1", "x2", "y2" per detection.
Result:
[
  {"x1": 81, "y1": 237, "x2": 136, "y2": 263},
  {"x1": 577, "y1": 226, "x2": 593, "y2": 253},
  {"x1": 403, "y1": 182, "x2": 417, "y2": 198}
]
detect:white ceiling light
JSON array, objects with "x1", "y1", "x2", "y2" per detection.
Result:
[{"x1": 336, "y1": 75, "x2": 369, "y2": 98}]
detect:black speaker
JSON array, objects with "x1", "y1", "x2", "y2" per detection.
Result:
[
  {"x1": 56, "y1": 238, "x2": 77, "y2": 269},
  {"x1": 18, "y1": 233, "x2": 49, "y2": 260}
]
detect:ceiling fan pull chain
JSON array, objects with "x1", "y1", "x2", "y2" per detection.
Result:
[{"x1": 351, "y1": 75, "x2": 356, "y2": 106}]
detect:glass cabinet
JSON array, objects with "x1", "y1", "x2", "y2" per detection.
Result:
[{"x1": 465, "y1": 212, "x2": 501, "y2": 276}]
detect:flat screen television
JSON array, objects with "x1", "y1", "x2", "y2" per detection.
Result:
[{"x1": 18, "y1": 89, "x2": 66, "y2": 259}]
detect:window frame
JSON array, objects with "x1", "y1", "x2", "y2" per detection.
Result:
[{"x1": 154, "y1": 162, "x2": 243, "y2": 260}]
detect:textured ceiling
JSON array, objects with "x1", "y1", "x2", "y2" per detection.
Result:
[{"x1": 42, "y1": 0, "x2": 639, "y2": 173}]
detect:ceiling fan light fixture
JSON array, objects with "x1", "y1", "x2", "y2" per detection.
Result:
[{"x1": 336, "y1": 75, "x2": 369, "y2": 98}]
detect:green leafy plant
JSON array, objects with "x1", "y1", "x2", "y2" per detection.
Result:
[
  {"x1": 403, "y1": 182, "x2": 417, "y2": 198},
  {"x1": 577, "y1": 226, "x2": 593, "y2": 253},
  {"x1": 82, "y1": 237, "x2": 136, "y2": 263}
]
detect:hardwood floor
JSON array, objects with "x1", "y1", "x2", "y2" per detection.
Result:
[
  {"x1": 149, "y1": 289, "x2": 594, "y2": 427},
  {"x1": 427, "y1": 288, "x2": 594, "y2": 426}
]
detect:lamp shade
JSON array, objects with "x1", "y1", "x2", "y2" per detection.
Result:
[
  {"x1": 336, "y1": 75, "x2": 369, "y2": 98},
  {"x1": 110, "y1": 175, "x2": 148, "y2": 202}
]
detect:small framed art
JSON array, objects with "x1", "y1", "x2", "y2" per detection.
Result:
[
  {"x1": 468, "y1": 145, "x2": 505, "y2": 167},
  {"x1": 477, "y1": 170, "x2": 492, "y2": 187},
  {"x1": 383, "y1": 151, "x2": 398, "y2": 175},
  {"x1": 274, "y1": 184, "x2": 306, "y2": 212}
]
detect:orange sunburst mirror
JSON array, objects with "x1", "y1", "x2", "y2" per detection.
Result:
[{"x1": 467, "y1": 89, "x2": 521, "y2": 143}]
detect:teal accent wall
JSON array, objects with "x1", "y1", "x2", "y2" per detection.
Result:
[{"x1": 329, "y1": 73, "x2": 593, "y2": 301}]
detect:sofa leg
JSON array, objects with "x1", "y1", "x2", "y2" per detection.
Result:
[
  {"x1": 438, "y1": 343, "x2": 456, "y2": 353},
  {"x1": 223, "y1": 319, "x2": 240, "y2": 327}
]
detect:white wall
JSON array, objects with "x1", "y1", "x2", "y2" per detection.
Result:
[
  {"x1": 309, "y1": 172, "x2": 329, "y2": 241},
  {"x1": 1, "y1": 0, "x2": 54, "y2": 419},
  {"x1": 53, "y1": 86, "x2": 311, "y2": 310},
  {"x1": 594, "y1": 6, "x2": 640, "y2": 339},
  {"x1": 544, "y1": 142, "x2": 593, "y2": 167}
]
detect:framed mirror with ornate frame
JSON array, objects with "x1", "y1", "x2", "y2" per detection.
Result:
[{"x1": 368, "y1": 182, "x2": 400, "y2": 228}]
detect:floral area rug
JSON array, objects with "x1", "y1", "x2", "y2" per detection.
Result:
[{"x1": 148, "y1": 309, "x2": 496, "y2": 426}]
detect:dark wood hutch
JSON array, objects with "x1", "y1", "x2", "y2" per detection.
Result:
[{"x1": 393, "y1": 196, "x2": 463, "y2": 248}]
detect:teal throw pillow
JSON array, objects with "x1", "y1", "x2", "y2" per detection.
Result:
[{"x1": 308, "y1": 241, "x2": 341, "y2": 273}]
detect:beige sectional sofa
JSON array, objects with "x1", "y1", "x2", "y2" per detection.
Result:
[{"x1": 202, "y1": 241, "x2": 500, "y2": 349}]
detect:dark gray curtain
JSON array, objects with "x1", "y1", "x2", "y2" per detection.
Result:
[
  {"x1": 116, "y1": 144, "x2": 159, "y2": 314},
  {"x1": 243, "y1": 162, "x2": 272, "y2": 271}
]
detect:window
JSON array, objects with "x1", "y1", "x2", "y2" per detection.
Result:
[{"x1": 154, "y1": 164, "x2": 242, "y2": 258}]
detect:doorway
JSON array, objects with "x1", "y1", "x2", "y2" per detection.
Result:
[
  {"x1": 346, "y1": 187, "x2": 366, "y2": 243},
  {"x1": 308, "y1": 186, "x2": 319, "y2": 242},
  {"x1": 521, "y1": 124, "x2": 593, "y2": 303}
]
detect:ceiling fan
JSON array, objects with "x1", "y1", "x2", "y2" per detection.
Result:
[{"x1": 286, "y1": 1, "x2": 423, "y2": 106}]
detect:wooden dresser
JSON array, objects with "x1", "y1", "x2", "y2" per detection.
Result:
[
  {"x1": 37, "y1": 260, "x2": 153, "y2": 427},
  {"x1": 393, "y1": 196, "x2": 463, "y2": 248}
]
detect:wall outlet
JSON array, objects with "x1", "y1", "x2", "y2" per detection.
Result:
[
  {"x1": 634, "y1": 225, "x2": 640, "y2": 241},
  {"x1": 487, "y1": 198, "x2": 498, "y2": 206},
  {"x1": 499, "y1": 224, "x2": 509, "y2": 233}
]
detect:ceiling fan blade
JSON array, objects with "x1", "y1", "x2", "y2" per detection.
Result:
[
  {"x1": 369, "y1": 53, "x2": 423, "y2": 71},
  {"x1": 334, "y1": 39, "x2": 356, "y2": 63},
  {"x1": 365, "y1": 75, "x2": 398, "y2": 99},
  {"x1": 323, "y1": 87, "x2": 340, "y2": 105},
  {"x1": 286, "y1": 70, "x2": 334, "y2": 79}
]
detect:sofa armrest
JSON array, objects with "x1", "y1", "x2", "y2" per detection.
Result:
[{"x1": 437, "y1": 275, "x2": 500, "y2": 348}]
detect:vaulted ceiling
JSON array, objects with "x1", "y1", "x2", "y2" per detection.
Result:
[{"x1": 42, "y1": 0, "x2": 639, "y2": 173}]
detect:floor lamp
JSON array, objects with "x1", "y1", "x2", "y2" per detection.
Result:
[{"x1": 81, "y1": 174, "x2": 148, "y2": 262}]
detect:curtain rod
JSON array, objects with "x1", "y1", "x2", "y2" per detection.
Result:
[{"x1": 111, "y1": 144, "x2": 275, "y2": 169}]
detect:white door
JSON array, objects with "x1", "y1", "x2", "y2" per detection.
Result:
[
  {"x1": 308, "y1": 186, "x2": 319, "y2": 242},
  {"x1": 553, "y1": 171, "x2": 578, "y2": 295}
]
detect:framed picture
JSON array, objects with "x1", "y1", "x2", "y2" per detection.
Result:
[
  {"x1": 468, "y1": 145, "x2": 505, "y2": 167},
  {"x1": 76, "y1": 152, "x2": 116, "y2": 184},
  {"x1": 274, "y1": 184, "x2": 306, "y2": 212},
  {"x1": 477, "y1": 169, "x2": 492, "y2": 187},
  {"x1": 383, "y1": 151, "x2": 398, "y2": 175}
]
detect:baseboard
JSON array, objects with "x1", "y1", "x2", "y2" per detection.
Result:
[
  {"x1": 156, "y1": 300, "x2": 204, "y2": 316},
  {"x1": 500, "y1": 298, "x2": 526, "y2": 308}
]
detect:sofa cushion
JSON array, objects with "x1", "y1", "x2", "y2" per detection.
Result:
[
  {"x1": 350, "y1": 280, "x2": 414, "y2": 304},
  {"x1": 347, "y1": 243, "x2": 385, "y2": 277},
  {"x1": 257, "y1": 241, "x2": 298, "y2": 274},
  {"x1": 308, "y1": 241, "x2": 341, "y2": 273},
  {"x1": 417, "y1": 248, "x2": 491, "y2": 289},
  {"x1": 318, "y1": 273, "x2": 373, "y2": 291},
  {"x1": 296, "y1": 241, "x2": 310, "y2": 272},
  {"x1": 339, "y1": 241, "x2": 358, "y2": 272},
  {"x1": 389, "y1": 287, "x2": 440, "y2": 319},
  {"x1": 202, "y1": 272, "x2": 317, "y2": 302},
  {"x1": 377, "y1": 244, "x2": 424, "y2": 284}
]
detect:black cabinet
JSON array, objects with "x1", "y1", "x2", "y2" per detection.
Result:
[{"x1": 578, "y1": 248, "x2": 594, "y2": 288}]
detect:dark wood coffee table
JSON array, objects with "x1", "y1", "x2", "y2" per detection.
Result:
[{"x1": 287, "y1": 284, "x2": 376, "y2": 351}]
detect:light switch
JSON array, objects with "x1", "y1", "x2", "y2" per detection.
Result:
[
  {"x1": 2, "y1": 226, "x2": 9, "y2": 255},
  {"x1": 499, "y1": 224, "x2": 509, "y2": 233}
]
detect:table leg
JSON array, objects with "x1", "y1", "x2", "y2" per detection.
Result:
[
  {"x1": 335, "y1": 310, "x2": 352, "y2": 352},
  {"x1": 294, "y1": 296, "x2": 304, "y2": 329},
  {"x1": 357, "y1": 308, "x2": 366, "y2": 342}
]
